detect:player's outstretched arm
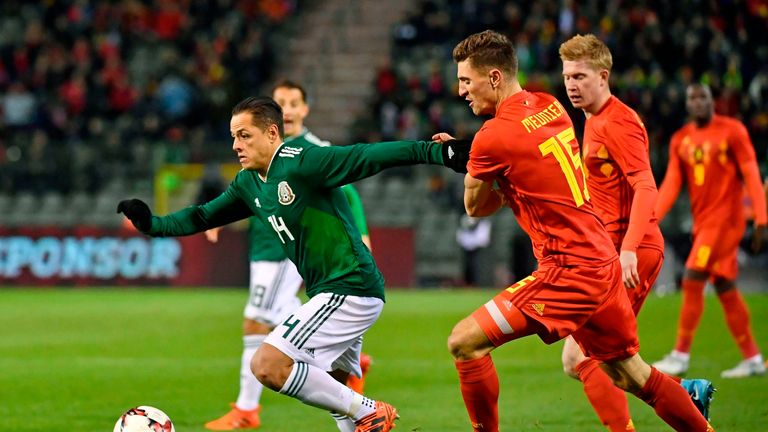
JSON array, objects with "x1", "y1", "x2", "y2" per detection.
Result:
[
  {"x1": 299, "y1": 140, "x2": 452, "y2": 188},
  {"x1": 117, "y1": 187, "x2": 253, "y2": 237}
]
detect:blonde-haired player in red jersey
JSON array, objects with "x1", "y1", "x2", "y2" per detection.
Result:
[
  {"x1": 559, "y1": 34, "x2": 714, "y2": 431},
  {"x1": 652, "y1": 83, "x2": 767, "y2": 379},
  {"x1": 434, "y1": 30, "x2": 712, "y2": 432}
]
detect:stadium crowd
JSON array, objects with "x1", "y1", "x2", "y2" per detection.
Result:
[
  {"x1": 1, "y1": 0, "x2": 766, "y2": 207},
  {"x1": 0, "y1": 0, "x2": 294, "y2": 195},
  {"x1": 363, "y1": 0, "x2": 768, "y2": 179}
]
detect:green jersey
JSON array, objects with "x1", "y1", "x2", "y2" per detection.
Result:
[
  {"x1": 247, "y1": 129, "x2": 369, "y2": 260},
  {"x1": 247, "y1": 215, "x2": 284, "y2": 261},
  {"x1": 147, "y1": 140, "x2": 444, "y2": 300},
  {"x1": 341, "y1": 184, "x2": 368, "y2": 236}
]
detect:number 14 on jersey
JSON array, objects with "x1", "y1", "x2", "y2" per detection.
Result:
[{"x1": 268, "y1": 214, "x2": 295, "y2": 244}]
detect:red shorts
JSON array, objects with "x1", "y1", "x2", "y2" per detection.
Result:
[
  {"x1": 473, "y1": 260, "x2": 639, "y2": 362},
  {"x1": 627, "y1": 246, "x2": 664, "y2": 315},
  {"x1": 685, "y1": 223, "x2": 744, "y2": 280}
]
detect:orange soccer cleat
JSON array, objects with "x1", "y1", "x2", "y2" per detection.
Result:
[
  {"x1": 354, "y1": 401, "x2": 398, "y2": 432},
  {"x1": 204, "y1": 403, "x2": 261, "y2": 430},
  {"x1": 347, "y1": 353, "x2": 373, "y2": 394}
]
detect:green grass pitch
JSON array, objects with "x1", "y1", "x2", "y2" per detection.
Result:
[{"x1": 1, "y1": 288, "x2": 766, "y2": 431}]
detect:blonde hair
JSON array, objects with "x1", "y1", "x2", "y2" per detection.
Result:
[{"x1": 559, "y1": 34, "x2": 612, "y2": 71}]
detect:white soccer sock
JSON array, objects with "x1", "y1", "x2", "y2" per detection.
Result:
[
  {"x1": 235, "y1": 334, "x2": 266, "y2": 410},
  {"x1": 279, "y1": 361, "x2": 375, "y2": 421},
  {"x1": 330, "y1": 413, "x2": 356, "y2": 432},
  {"x1": 671, "y1": 350, "x2": 690, "y2": 361},
  {"x1": 745, "y1": 353, "x2": 763, "y2": 363}
]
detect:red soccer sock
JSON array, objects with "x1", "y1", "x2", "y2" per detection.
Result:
[
  {"x1": 717, "y1": 289, "x2": 760, "y2": 359},
  {"x1": 634, "y1": 367, "x2": 712, "y2": 431},
  {"x1": 576, "y1": 359, "x2": 634, "y2": 432},
  {"x1": 674, "y1": 278, "x2": 706, "y2": 353},
  {"x1": 455, "y1": 355, "x2": 499, "y2": 432}
]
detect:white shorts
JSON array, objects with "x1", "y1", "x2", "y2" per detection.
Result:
[
  {"x1": 244, "y1": 260, "x2": 303, "y2": 326},
  {"x1": 264, "y1": 293, "x2": 384, "y2": 377}
]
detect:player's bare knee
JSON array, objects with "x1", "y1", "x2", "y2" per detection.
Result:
[
  {"x1": 447, "y1": 324, "x2": 469, "y2": 359},
  {"x1": 250, "y1": 347, "x2": 271, "y2": 386},
  {"x1": 561, "y1": 338, "x2": 583, "y2": 379},
  {"x1": 601, "y1": 363, "x2": 643, "y2": 393},
  {"x1": 713, "y1": 277, "x2": 735, "y2": 295},
  {"x1": 613, "y1": 375, "x2": 642, "y2": 393},
  {"x1": 684, "y1": 268, "x2": 708, "y2": 281},
  {"x1": 250, "y1": 344, "x2": 290, "y2": 390},
  {"x1": 243, "y1": 318, "x2": 273, "y2": 335},
  {"x1": 447, "y1": 320, "x2": 479, "y2": 360},
  {"x1": 562, "y1": 357, "x2": 580, "y2": 380}
]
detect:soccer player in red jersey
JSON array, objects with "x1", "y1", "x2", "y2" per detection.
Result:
[
  {"x1": 433, "y1": 31, "x2": 712, "y2": 432},
  {"x1": 652, "y1": 84, "x2": 767, "y2": 379},
  {"x1": 558, "y1": 34, "x2": 713, "y2": 430},
  {"x1": 436, "y1": 30, "x2": 712, "y2": 432}
]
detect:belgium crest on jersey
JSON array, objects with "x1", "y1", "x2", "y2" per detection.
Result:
[{"x1": 277, "y1": 181, "x2": 295, "y2": 205}]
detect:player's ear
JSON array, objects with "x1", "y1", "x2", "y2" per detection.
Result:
[
  {"x1": 489, "y1": 68, "x2": 502, "y2": 89},
  {"x1": 268, "y1": 123, "x2": 280, "y2": 141},
  {"x1": 600, "y1": 69, "x2": 610, "y2": 85}
]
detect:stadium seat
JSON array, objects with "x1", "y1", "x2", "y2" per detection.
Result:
[
  {"x1": 7, "y1": 193, "x2": 39, "y2": 227},
  {"x1": 0, "y1": 194, "x2": 12, "y2": 216}
]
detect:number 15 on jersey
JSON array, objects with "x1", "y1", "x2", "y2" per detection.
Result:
[{"x1": 538, "y1": 127, "x2": 590, "y2": 207}]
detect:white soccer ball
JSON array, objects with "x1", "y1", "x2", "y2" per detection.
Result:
[{"x1": 113, "y1": 406, "x2": 175, "y2": 432}]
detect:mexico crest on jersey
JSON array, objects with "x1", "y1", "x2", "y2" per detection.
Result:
[{"x1": 277, "y1": 181, "x2": 295, "y2": 205}]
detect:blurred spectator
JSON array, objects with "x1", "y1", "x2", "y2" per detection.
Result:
[
  {"x1": 375, "y1": 59, "x2": 398, "y2": 98},
  {"x1": 2, "y1": 82, "x2": 36, "y2": 128},
  {"x1": 0, "y1": 0, "x2": 294, "y2": 195},
  {"x1": 156, "y1": 74, "x2": 194, "y2": 120},
  {"x1": 456, "y1": 214, "x2": 492, "y2": 286},
  {"x1": 372, "y1": 0, "x2": 767, "y2": 184},
  {"x1": 19, "y1": 129, "x2": 57, "y2": 194},
  {"x1": 59, "y1": 72, "x2": 88, "y2": 115}
]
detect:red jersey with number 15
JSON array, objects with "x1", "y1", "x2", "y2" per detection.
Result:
[{"x1": 467, "y1": 90, "x2": 616, "y2": 267}]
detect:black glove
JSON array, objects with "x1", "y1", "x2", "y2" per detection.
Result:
[
  {"x1": 440, "y1": 139, "x2": 472, "y2": 173},
  {"x1": 116, "y1": 199, "x2": 152, "y2": 232}
]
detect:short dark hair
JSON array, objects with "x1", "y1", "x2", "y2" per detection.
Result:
[
  {"x1": 452, "y1": 30, "x2": 518, "y2": 75},
  {"x1": 231, "y1": 96, "x2": 284, "y2": 138},
  {"x1": 272, "y1": 79, "x2": 308, "y2": 103}
]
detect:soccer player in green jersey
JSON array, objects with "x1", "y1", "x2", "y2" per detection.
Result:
[
  {"x1": 204, "y1": 81, "x2": 374, "y2": 431},
  {"x1": 118, "y1": 96, "x2": 469, "y2": 432},
  {"x1": 271, "y1": 80, "x2": 375, "y2": 397}
]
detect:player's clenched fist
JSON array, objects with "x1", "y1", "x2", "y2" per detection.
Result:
[{"x1": 116, "y1": 199, "x2": 152, "y2": 232}]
